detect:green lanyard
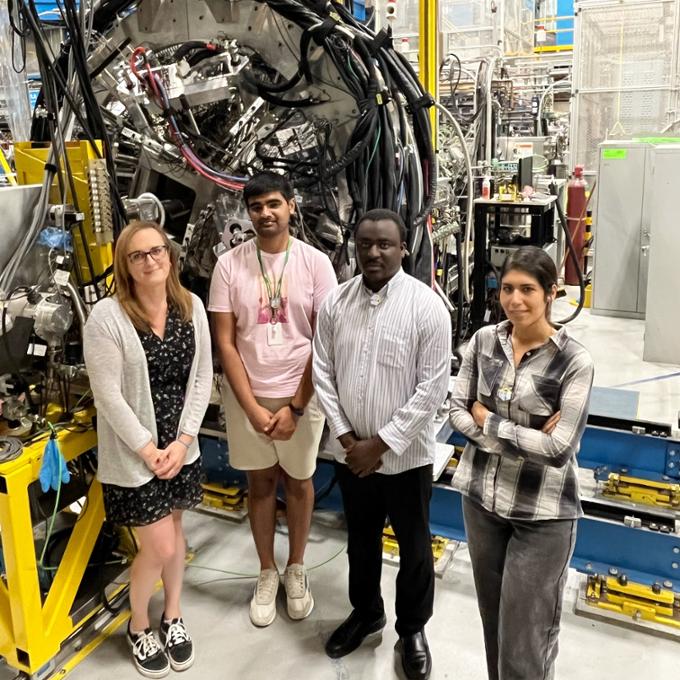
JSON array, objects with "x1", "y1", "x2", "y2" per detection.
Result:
[{"x1": 255, "y1": 238, "x2": 292, "y2": 312}]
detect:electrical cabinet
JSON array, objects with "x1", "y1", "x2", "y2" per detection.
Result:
[
  {"x1": 643, "y1": 145, "x2": 680, "y2": 364},
  {"x1": 591, "y1": 141, "x2": 652, "y2": 319}
]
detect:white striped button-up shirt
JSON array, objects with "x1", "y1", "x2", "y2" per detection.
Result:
[{"x1": 312, "y1": 269, "x2": 452, "y2": 475}]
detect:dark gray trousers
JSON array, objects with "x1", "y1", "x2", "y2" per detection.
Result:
[{"x1": 462, "y1": 497, "x2": 577, "y2": 680}]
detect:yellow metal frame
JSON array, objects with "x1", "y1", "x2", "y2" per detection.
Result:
[
  {"x1": 382, "y1": 525, "x2": 449, "y2": 562},
  {"x1": 0, "y1": 424, "x2": 108, "y2": 675},
  {"x1": 533, "y1": 45, "x2": 573, "y2": 53},
  {"x1": 418, "y1": 0, "x2": 438, "y2": 140},
  {"x1": 13, "y1": 141, "x2": 113, "y2": 283},
  {"x1": 201, "y1": 484, "x2": 247, "y2": 512},
  {"x1": 0, "y1": 140, "x2": 115, "y2": 674},
  {"x1": 602, "y1": 473, "x2": 680, "y2": 509},
  {"x1": 586, "y1": 574, "x2": 680, "y2": 629}
]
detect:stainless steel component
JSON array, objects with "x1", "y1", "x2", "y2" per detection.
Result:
[
  {"x1": 32, "y1": 296, "x2": 74, "y2": 343},
  {"x1": 88, "y1": 159, "x2": 114, "y2": 245},
  {"x1": 164, "y1": 68, "x2": 243, "y2": 108},
  {"x1": 0, "y1": 184, "x2": 43, "y2": 275},
  {"x1": 5, "y1": 292, "x2": 74, "y2": 343},
  {"x1": 490, "y1": 209, "x2": 533, "y2": 242},
  {"x1": 491, "y1": 241, "x2": 558, "y2": 269},
  {"x1": 497, "y1": 136, "x2": 550, "y2": 160},
  {"x1": 221, "y1": 217, "x2": 255, "y2": 250}
]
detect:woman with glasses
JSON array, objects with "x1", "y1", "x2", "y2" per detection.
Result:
[{"x1": 83, "y1": 221, "x2": 212, "y2": 679}]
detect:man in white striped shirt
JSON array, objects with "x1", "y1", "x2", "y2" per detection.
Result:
[{"x1": 312, "y1": 209, "x2": 451, "y2": 680}]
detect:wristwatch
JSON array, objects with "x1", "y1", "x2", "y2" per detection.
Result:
[{"x1": 288, "y1": 403, "x2": 305, "y2": 418}]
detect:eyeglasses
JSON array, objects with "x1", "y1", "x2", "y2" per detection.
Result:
[{"x1": 127, "y1": 245, "x2": 169, "y2": 265}]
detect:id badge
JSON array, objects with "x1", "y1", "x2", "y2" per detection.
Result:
[
  {"x1": 267, "y1": 322, "x2": 285, "y2": 346},
  {"x1": 497, "y1": 385, "x2": 513, "y2": 402}
]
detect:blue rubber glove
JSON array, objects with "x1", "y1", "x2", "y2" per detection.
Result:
[{"x1": 39, "y1": 436, "x2": 71, "y2": 493}]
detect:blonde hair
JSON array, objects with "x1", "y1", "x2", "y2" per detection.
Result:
[{"x1": 113, "y1": 221, "x2": 193, "y2": 330}]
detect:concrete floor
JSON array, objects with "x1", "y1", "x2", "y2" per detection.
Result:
[
  {"x1": 555, "y1": 291, "x2": 680, "y2": 428},
  {"x1": 51, "y1": 511, "x2": 680, "y2": 680},
  {"x1": 4, "y1": 293, "x2": 680, "y2": 680}
]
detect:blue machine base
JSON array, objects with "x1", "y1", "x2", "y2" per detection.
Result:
[{"x1": 200, "y1": 420, "x2": 680, "y2": 591}]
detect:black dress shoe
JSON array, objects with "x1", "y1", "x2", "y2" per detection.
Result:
[
  {"x1": 395, "y1": 631, "x2": 432, "y2": 680},
  {"x1": 325, "y1": 610, "x2": 387, "y2": 659}
]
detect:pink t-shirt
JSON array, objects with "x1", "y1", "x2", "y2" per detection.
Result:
[{"x1": 208, "y1": 238, "x2": 337, "y2": 398}]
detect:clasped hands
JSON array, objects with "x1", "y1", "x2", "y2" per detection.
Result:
[
  {"x1": 471, "y1": 401, "x2": 561, "y2": 434},
  {"x1": 339, "y1": 432, "x2": 386, "y2": 478},
  {"x1": 248, "y1": 403, "x2": 298, "y2": 441},
  {"x1": 140, "y1": 440, "x2": 189, "y2": 480}
]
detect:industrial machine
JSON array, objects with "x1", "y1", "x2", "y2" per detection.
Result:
[
  {"x1": 470, "y1": 193, "x2": 558, "y2": 330},
  {"x1": 0, "y1": 0, "x2": 442, "y2": 676}
]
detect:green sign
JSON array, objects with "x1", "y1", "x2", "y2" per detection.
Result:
[{"x1": 602, "y1": 149, "x2": 627, "y2": 159}]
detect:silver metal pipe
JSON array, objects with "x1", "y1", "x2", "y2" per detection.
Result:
[
  {"x1": 66, "y1": 281, "x2": 88, "y2": 337},
  {"x1": 485, "y1": 57, "x2": 496, "y2": 165},
  {"x1": 435, "y1": 102, "x2": 474, "y2": 303}
]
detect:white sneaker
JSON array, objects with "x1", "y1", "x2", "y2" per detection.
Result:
[
  {"x1": 249, "y1": 568, "x2": 279, "y2": 627},
  {"x1": 284, "y1": 564, "x2": 314, "y2": 620}
]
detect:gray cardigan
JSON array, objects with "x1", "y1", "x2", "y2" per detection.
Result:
[{"x1": 83, "y1": 293, "x2": 212, "y2": 487}]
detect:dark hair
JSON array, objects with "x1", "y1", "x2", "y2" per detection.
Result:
[
  {"x1": 501, "y1": 246, "x2": 557, "y2": 318},
  {"x1": 243, "y1": 171, "x2": 294, "y2": 205},
  {"x1": 355, "y1": 208, "x2": 407, "y2": 242}
]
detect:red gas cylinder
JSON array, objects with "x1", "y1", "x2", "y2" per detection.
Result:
[{"x1": 565, "y1": 165, "x2": 587, "y2": 285}]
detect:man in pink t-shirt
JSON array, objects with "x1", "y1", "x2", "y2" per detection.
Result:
[{"x1": 209, "y1": 171, "x2": 337, "y2": 628}]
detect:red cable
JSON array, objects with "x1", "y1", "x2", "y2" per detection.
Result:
[
  {"x1": 145, "y1": 63, "x2": 162, "y2": 102},
  {"x1": 130, "y1": 46, "x2": 146, "y2": 81},
  {"x1": 131, "y1": 46, "x2": 244, "y2": 192}
]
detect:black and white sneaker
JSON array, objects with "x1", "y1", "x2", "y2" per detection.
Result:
[
  {"x1": 127, "y1": 625, "x2": 170, "y2": 678},
  {"x1": 159, "y1": 614, "x2": 195, "y2": 671}
]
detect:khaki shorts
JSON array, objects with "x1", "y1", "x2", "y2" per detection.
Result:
[{"x1": 222, "y1": 383, "x2": 325, "y2": 480}]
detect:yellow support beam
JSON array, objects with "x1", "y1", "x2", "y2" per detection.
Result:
[
  {"x1": 533, "y1": 45, "x2": 573, "y2": 53},
  {"x1": 418, "y1": 0, "x2": 438, "y2": 140},
  {"x1": 0, "y1": 426, "x2": 106, "y2": 675},
  {"x1": 43, "y1": 482, "x2": 106, "y2": 638},
  {"x1": 0, "y1": 457, "x2": 46, "y2": 659}
]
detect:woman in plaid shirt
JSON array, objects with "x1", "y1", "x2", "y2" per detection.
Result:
[{"x1": 450, "y1": 246, "x2": 594, "y2": 680}]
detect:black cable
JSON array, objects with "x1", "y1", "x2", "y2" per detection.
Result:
[
  {"x1": 440, "y1": 53, "x2": 462, "y2": 102},
  {"x1": 16, "y1": 0, "x2": 438, "y2": 283},
  {"x1": 92, "y1": 521, "x2": 128, "y2": 615},
  {"x1": 551, "y1": 182, "x2": 585, "y2": 324},
  {"x1": 453, "y1": 229, "x2": 465, "y2": 349},
  {"x1": 55, "y1": 0, "x2": 126, "y2": 234},
  {"x1": 14, "y1": 2, "x2": 109, "y2": 299}
]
